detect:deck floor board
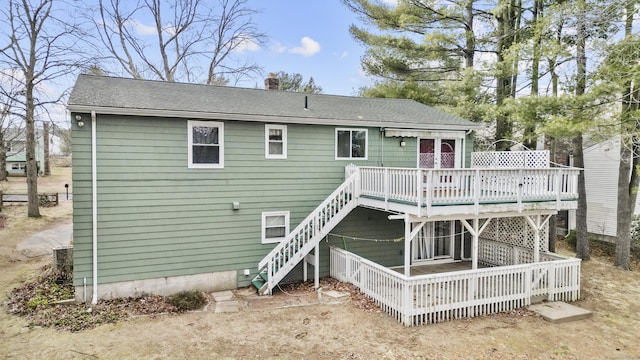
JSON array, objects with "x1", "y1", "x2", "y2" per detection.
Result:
[{"x1": 391, "y1": 261, "x2": 488, "y2": 277}]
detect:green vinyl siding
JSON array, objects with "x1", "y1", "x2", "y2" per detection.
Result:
[
  {"x1": 72, "y1": 114, "x2": 474, "y2": 289},
  {"x1": 72, "y1": 114, "x2": 422, "y2": 288},
  {"x1": 321, "y1": 207, "x2": 405, "y2": 271},
  {"x1": 465, "y1": 132, "x2": 475, "y2": 168}
]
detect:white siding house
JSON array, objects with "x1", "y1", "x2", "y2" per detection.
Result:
[{"x1": 580, "y1": 137, "x2": 640, "y2": 242}]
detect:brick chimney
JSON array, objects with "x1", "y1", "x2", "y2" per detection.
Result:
[{"x1": 264, "y1": 73, "x2": 279, "y2": 90}]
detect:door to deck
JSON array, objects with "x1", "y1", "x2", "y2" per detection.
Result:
[
  {"x1": 412, "y1": 221, "x2": 455, "y2": 263},
  {"x1": 419, "y1": 138, "x2": 459, "y2": 169}
]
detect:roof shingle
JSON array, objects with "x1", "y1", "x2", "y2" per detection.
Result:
[{"x1": 67, "y1": 75, "x2": 478, "y2": 131}]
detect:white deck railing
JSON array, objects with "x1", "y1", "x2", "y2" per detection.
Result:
[
  {"x1": 478, "y1": 238, "x2": 562, "y2": 267},
  {"x1": 330, "y1": 246, "x2": 581, "y2": 326},
  {"x1": 358, "y1": 167, "x2": 579, "y2": 214}
]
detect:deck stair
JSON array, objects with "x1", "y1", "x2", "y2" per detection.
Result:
[{"x1": 252, "y1": 172, "x2": 359, "y2": 295}]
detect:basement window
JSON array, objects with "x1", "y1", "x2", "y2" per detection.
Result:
[{"x1": 262, "y1": 211, "x2": 290, "y2": 244}]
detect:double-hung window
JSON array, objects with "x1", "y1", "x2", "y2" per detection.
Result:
[
  {"x1": 335, "y1": 128, "x2": 367, "y2": 160},
  {"x1": 261, "y1": 211, "x2": 290, "y2": 244},
  {"x1": 188, "y1": 121, "x2": 223, "y2": 168},
  {"x1": 265, "y1": 124, "x2": 287, "y2": 159}
]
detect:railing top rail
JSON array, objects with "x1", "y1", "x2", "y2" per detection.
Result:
[
  {"x1": 330, "y1": 246, "x2": 409, "y2": 279},
  {"x1": 358, "y1": 166, "x2": 581, "y2": 172},
  {"x1": 331, "y1": 247, "x2": 581, "y2": 284}
]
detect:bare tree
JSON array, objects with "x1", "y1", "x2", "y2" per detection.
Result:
[
  {"x1": 1, "y1": 0, "x2": 85, "y2": 217},
  {"x1": 94, "y1": 0, "x2": 266, "y2": 84}
]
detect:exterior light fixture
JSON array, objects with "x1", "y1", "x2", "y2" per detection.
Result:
[
  {"x1": 400, "y1": 140, "x2": 406, "y2": 147},
  {"x1": 75, "y1": 114, "x2": 85, "y2": 127}
]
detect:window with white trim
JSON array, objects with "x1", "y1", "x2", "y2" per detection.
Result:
[
  {"x1": 188, "y1": 121, "x2": 224, "y2": 168},
  {"x1": 265, "y1": 124, "x2": 287, "y2": 159},
  {"x1": 335, "y1": 128, "x2": 368, "y2": 160},
  {"x1": 261, "y1": 211, "x2": 290, "y2": 244}
]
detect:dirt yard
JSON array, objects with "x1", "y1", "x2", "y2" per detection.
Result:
[{"x1": 1, "y1": 168, "x2": 640, "y2": 359}]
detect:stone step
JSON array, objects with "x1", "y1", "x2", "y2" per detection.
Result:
[{"x1": 528, "y1": 301, "x2": 593, "y2": 324}]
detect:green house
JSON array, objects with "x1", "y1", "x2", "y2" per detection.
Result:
[
  {"x1": 5, "y1": 128, "x2": 45, "y2": 176},
  {"x1": 68, "y1": 75, "x2": 582, "y2": 325}
]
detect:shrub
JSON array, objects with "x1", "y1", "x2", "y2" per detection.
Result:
[
  {"x1": 166, "y1": 290, "x2": 206, "y2": 312},
  {"x1": 565, "y1": 230, "x2": 576, "y2": 250}
]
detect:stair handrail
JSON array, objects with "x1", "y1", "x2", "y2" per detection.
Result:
[{"x1": 258, "y1": 170, "x2": 359, "y2": 271}]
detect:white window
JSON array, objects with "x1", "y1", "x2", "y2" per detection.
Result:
[
  {"x1": 188, "y1": 121, "x2": 224, "y2": 168},
  {"x1": 5, "y1": 142, "x2": 12, "y2": 153},
  {"x1": 265, "y1": 124, "x2": 287, "y2": 159},
  {"x1": 335, "y1": 128, "x2": 368, "y2": 160},
  {"x1": 11, "y1": 163, "x2": 25, "y2": 170},
  {"x1": 262, "y1": 211, "x2": 290, "y2": 244}
]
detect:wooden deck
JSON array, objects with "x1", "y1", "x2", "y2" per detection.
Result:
[
  {"x1": 390, "y1": 261, "x2": 487, "y2": 277},
  {"x1": 331, "y1": 247, "x2": 582, "y2": 326},
  {"x1": 356, "y1": 166, "x2": 580, "y2": 217}
]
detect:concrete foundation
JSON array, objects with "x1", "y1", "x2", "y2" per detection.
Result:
[{"x1": 75, "y1": 270, "x2": 237, "y2": 303}]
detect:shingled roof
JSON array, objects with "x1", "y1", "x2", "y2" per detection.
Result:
[{"x1": 67, "y1": 75, "x2": 478, "y2": 131}]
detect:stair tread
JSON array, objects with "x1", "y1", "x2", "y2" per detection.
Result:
[{"x1": 251, "y1": 279, "x2": 265, "y2": 289}]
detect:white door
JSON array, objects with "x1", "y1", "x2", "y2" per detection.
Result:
[{"x1": 418, "y1": 138, "x2": 459, "y2": 169}]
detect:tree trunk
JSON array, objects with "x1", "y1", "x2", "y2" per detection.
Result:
[
  {"x1": 573, "y1": 0, "x2": 588, "y2": 260},
  {"x1": 494, "y1": 0, "x2": 514, "y2": 150},
  {"x1": 523, "y1": 0, "x2": 542, "y2": 150},
  {"x1": 614, "y1": 2, "x2": 638, "y2": 270},
  {"x1": 463, "y1": 0, "x2": 475, "y2": 69},
  {"x1": 616, "y1": 136, "x2": 633, "y2": 269},
  {"x1": 25, "y1": 83, "x2": 40, "y2": 218}
]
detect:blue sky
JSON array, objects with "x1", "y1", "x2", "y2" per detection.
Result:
[{"x1": 238, "y1": 0, "x2": 372, "y2": 95}]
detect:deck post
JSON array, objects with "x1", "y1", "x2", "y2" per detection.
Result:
[
  {"x1": 472, "y1": 218, "x2": 479, "y2": 269},
  {"x1": 524, "y1": 214, "x2": 552, "y2": 264},
  {"x1": 303, "y1": 258, "x2": 308, "y2": 282},
  {"x1": 534, "y1": 215, "x2": 541, "y2": 263},
  {"x1": 314, "y1": 243, "x2": 320, "y2": 289},
  {"x1": 404, "y1": 214, "x2": 411, "y2": 277},
  {"x1": 461, "y1": 218, "x2": 492, "y2": 270}
]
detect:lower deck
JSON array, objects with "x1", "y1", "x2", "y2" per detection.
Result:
[
  {"x1": 391, "y1": 261, "x2": 486, "y2": 276},
  {"x1": 330, "y1": 246, "x2": 581, "y2": 326}
]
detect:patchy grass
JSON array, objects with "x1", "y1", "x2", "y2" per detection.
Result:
[
  {"x1": 3, "y1": 265, "x2": 210, "y2": 332},
  {"x1": 166, "y1": 290, "x2": 207, "y2": 312}
]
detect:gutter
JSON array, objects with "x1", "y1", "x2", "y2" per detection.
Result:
[
  {"x1": 91, "y1": 110, "x2": 98, "y2": 304},
  {"x1": 66, "y1": 105, "x2": 479, "y2": 132}
]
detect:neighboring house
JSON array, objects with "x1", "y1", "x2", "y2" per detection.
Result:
[
  {"x1": 5, "y1": 128, "x2": 45, "y2": 176},
  {"x1": 67, "y1": 75, "x2": 582, "y2": 325},
  {"x1": 576, "y1": 137, "x2": 640, "y2": 242}
]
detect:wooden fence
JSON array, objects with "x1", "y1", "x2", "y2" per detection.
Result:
[
  {"x1": 330, "y1": 246, "x2": 581, "y2": 326},
  {"x1": 0, "y1": 192, "x2": 59, "y2": 207}
]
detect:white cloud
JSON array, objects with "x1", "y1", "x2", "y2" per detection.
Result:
[
  {"x1": 232, "y1": 34, "x2": 260, "y2": 53},
  {"x1": 380, "y1": 0, "x2": 398, "y2": 6},
  {"x1": 289, "y1": 37, "x2": 321, "y2": 57},
  {"x1": 334, "y1": 51, "x2": 349, "y2": 60},
  {"x1": 126, "y1": 19, "x2": 157, "y2": 36},
  {"x1": 271, "y1": 42, "x2": 287, "y2": 54}
]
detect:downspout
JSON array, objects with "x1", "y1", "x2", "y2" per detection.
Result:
[
  {"x1": 380, "y1": 128, "x2": 384, "y2": 167},
  {"x1": 91, "y1": 111, "x2": 98, "y2": 304}
]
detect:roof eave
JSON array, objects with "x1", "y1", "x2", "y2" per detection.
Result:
[{"x1": 67, "y1": 105, "x2": 480, "y2": 131}]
